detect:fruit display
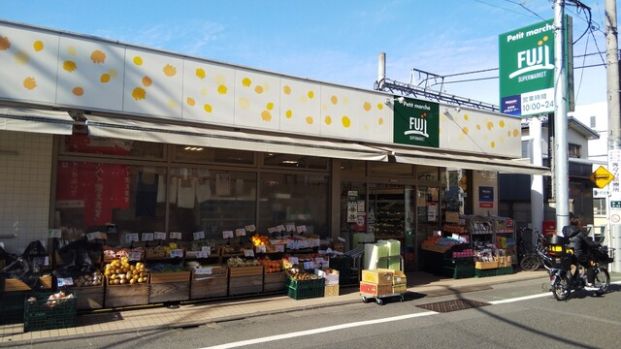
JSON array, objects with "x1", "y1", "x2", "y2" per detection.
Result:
[
  {"x1": 227, "y1": 257, "x2": 260, "y2": 267},
  {"x1": 287, "y1": 267, "x2": 320, "y2": 281},
  {"x1": 27, "y1": 291, "x2": 74, "y2": 308},
  {"x1": 145, "y1": 243, "x2": 181, "y2": 259},
  {"x1": 251, "y1": 234, "x2": 269, "y2": 247},
  {"x1": 103, "y1": 257, "x2": 148, "y2": 285},
  {"x1": 260, "y1": 258, "x2": 283, "y2": 273},
  {"x1": 103, "y1": 247, "x2": 129, "y2": 260},
  {"x1": 73, "y1": 271, "x2": 103, "y2": 287},
  {"x1": 148, "y1": 262, "x2": 185, "y2": 273}
]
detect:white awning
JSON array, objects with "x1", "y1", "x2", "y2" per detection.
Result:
[
  {"x1": 85, "y1": 115, "x2": 389, "y2": 162},
  {"x1": 0, "y1": 108, "x2": 74, "y2": 135},
  {"x1": 385, "y1": 146, "x2": 550, "y2": 175}
]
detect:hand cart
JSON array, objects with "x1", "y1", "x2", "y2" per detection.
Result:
[
  {"x1": 360, "y1": 287, "x2": 405, "y2": 305},
  {"x1": 360, "y1": 256, "x2": 406, "y2": 305}
]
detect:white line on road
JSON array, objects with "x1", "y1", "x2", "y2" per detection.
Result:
[
  {"x1": 199, "y1": 280, "x2": 621, "y2": 349},
  {"x1": 197, "y1": 311, "x2": 438, "y2": 349}
]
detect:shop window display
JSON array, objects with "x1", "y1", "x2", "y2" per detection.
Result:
[
  {"x1": 259, "y1": 173, "x2": 329, "y2": 238},
  {"x1": 167, "y1": 168, "x2": 257, "y2": 240},
  {"x1": 61, "y1": 134, "x2": 164, "y2": 159},
  {"x1": 55, "y1": 161, "x2": 166, "y2": 238}
]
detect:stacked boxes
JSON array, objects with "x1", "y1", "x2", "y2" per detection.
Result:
[
  {"x1": 360, "y1": 269, "x2": 407, "y2": 297},
  {"x1": 317, "y1": 269, "x2": 340, "y2": 297}
]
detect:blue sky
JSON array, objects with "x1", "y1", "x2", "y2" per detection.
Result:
[{"x1": 1, "y1": 0, "x2": 616, "y2": 106}]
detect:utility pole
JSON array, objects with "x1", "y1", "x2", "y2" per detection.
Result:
[
  {"x1": 553, "y1": 0, "x2": 569, "y2": 235},
  {"x1": 605, "y1": 0, "x2": 621, "y2": 273}
]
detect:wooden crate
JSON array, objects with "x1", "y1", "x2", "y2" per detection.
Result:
[
  {"x1": 39, "y1": 275, "x2": 53, "y2": 289},
  {"x1": 150, "y1": 271, "x2": 191, "y2": 284},
  {"x1": 191, "y1": 275, "x2": 228, "y2": 300},
  {"x1": 105, "y1": 282, "x2": 149, "y2": 308},
  {"x1": 324, "y1": 284, "x2": 340, "y2": 297},
  {"x1": 4, "y1": 278, "x2": 31, "y2": 292},
  {"x1": 71, "y1": 285, "x2": 105, "y2": 310},
  {"x1": 475, "y1": 260, "x2": 499, "y2": 270},
  {"x1": 263, "y1": 271, "x2": 286, "y2": 293},
  {"x1": 229, "y1": 265, "x2": 263, "y2": 278},
  {"x1": 149, "y1": 282, "x2": 190, "y2": 303},
  {"x1": 229, "y1": 275, "x2": 263, "y2": 296}
]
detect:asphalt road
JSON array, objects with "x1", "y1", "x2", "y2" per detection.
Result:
[{"x1": 15, "y1": 276, "x2": 621, "y2": 349}]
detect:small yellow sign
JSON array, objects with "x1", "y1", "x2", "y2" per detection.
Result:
[{"x1": 591, "y1": 166, "x2": 615, "y2": 189}]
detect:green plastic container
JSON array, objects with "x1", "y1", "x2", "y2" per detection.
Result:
[
  {"x1": 496, "y1": 266, "x2": 514, "y2": 276},
  {"x1": 287, "y1": 278, "x2": 325, "y2": 300},
  {"x1": 24, "y1": 292, "x2": 77, "y2": 332},
  {"x1": 475, "y1": 268, "x2": 497, "y2": 278}
]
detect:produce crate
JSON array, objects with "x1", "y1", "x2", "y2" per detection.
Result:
[
  {"x1": 392, "y1": 283, "x2": 407, "y2": 294},
  {"x1": 70, "y1": 285, "x2": 104, "y2": 310},
  {"x1": 497, "y1": 256, "x2": 513, "y2": 268},
  {"x1": 190, "y1": 267, "x2": 228, "y2": 300},
  {"x1": 229, "y1": 275, "x2": 263, "y2": 296},
  {"x1": 287, "y1": 277, "x2": 325, "y2": 290},
  {"x1": 24, "y1": 292, "x2": 77, "y2": 332},
  {"x1": 288, "y1": 278, "x2": 325, "y2": 300},
  {"x1": 475, "y1": 268, "x2": 498, "y2": 278},
  {"x1": 148, "y1": 271, "x2": 191, "y2": 303},
  {"x1": 443, "y1": 265, "x2": 475, "y2": 279},
  {"x1": 228, "y1": 266, "x2": 263, "y2": 278},
  {"x1": 263, "y1": 271, "x2": 287, "y2": 293},
  {"x1": 105, "y1": 281, "x2": 149, "y2": 308},
  {"x1": 359, "y1": 281, "x2": 392, "y2": 296},
  {"x1": 475, "y1": 260, "x2": 499, "y2": 270},
  {"x1": 150, "y1": 271, "x2": 191, "y2": 284},
  {"x1": 0, "y1": 291, "x2": 26, "y2": 324},
  {"x1": 496, "y1": 266, "x2": 514, "y2": 276},
  {"x1": 39, "y1": 275, "x2": 53, "y2": 289},
  {"x1": 4, "y1": 278, "x2": 31, "y2": 292},
  {"x1": 361, "y1": 269, "x2": 394, "y2": 285},
  {"x1": 324, "y1": 284, "x2": 340, "y2": 297}
]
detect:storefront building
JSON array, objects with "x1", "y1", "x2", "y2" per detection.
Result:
[{"x1": 0, "y1": 20, "x2": 547, "y2": 287}]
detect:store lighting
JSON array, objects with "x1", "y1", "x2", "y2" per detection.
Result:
[
  {"x1": 184, "y1": 146, "x2": 204, "y2": 151},
  {"x1": 281, "y1": 160, "x2": 298, "y2": 164}
]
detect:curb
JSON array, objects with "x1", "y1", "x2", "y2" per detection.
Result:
[{"x1": 0, "y1": 272, "x2": 550, "y2": 347}]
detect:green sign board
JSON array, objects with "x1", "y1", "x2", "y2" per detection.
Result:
[
  {"x1": 499, "y1": 17, "x2": 572, "y2": 117},
  {"x1": 611, "y1": 201, "x2": 621, "y2": 209},
  {"x1": 393, "y1": 97, "x2": 439, "y2": 148}
]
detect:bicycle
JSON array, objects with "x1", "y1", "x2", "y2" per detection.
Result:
[{"x1": 517, "y1": 227, "x2": 542, "y2": 271}]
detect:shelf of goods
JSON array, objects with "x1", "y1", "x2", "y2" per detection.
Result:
[
  {"x1": 228, "y1": 262, "x2": 264, "y2": 296},
  {"x1": 66, "y1": 271, "x2": 105, "y2": 310},
  {"x1": 421, "y1": 243, "x2": 474, "y2": 279},
  {"x1": 262, "y1": 259, "x2": 286, "y2": 293},
  {"x1": 190, "y1": 265, "x2": 228, "y2": 300}
]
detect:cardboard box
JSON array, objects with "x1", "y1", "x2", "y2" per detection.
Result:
[
  {"x1": 360, "y1": 281, "x2": 392, "y2": 296},
  {"x1": 316, "y1": 269, "x2": 339, "y2": 285},
  {"x1": 392, "y1": 271, "x2": 407, "y2": 285},
  {"x1": 361, "y1": 269, "x2": 394, "y2": 285},
  {"x1": 392, "y1": 283, "x2": 407, "y2": 294},
  {"x1": 324, "y1": 284, "x2": 339, "y2": 297},
  {"x1": 475, "y1": 260, "x2": 499, "y2": 270}
]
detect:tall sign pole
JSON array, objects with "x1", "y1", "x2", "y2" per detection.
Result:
[
  {"x1": 553, "y1": 0, "x2": 569, "y2": 235},
  {"x1": 605, "y1": 0, "x2": 621, "y2": 273}
]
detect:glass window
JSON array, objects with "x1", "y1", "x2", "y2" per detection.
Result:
[
  {"x1": 61, "y1": 134, "x2": 164, "y2": 159},
  {"x1": 368, "y1": 162, "x2": 413, "y2": 177},
  {"x1": 55, "y1": 161, "x2": 166, "y2": 244},
  {"x1": 594, "y1": 198, "x2": 606, "y2": 216},
  {"x1": 259, "y1": 173, "x2": 329, "y2": 238},
  {"x1": 568, "y1": 143, "x2": 581, "y2": 158},
  {"x1": 174, "y1": 146, "x2": 255, "y2": 165},
  {"x1": 590, "y1": 116, "x2": 596, "y2": 129},
  {"x1": 168, "y1": 168, "x2": 257, "y2": 240},
  {"x1": 263, "y1": 153, "x2": 328, "y2": 170}
]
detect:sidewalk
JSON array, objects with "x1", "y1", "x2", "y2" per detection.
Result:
[{"x1": 0, "y1": 270, "x2": 548, "y2": 347}]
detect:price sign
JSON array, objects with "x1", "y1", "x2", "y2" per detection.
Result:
[
  {"x1": 196, "y1": 251, "x2": 210, "y2": 258},
  {"x1": 267, "y1": 227, "x2": 278, "y2": 234},
  {"x1": 256, "y1": 245, "x2": 267, "y2": 253},
  {"x1": 201, "y1": 246, "x2": 211, "y2": 253},
  {"x1": 277, "y1": 225, "x2": 286, "y2": 232},
  {"x1": 49, "y1": 229, "x2": 62, "y2": 239},
  {"x1": 235, "y1": 228, "x2": 246, "y2": 237},
  {"x1": 223, "y1": 230, "x2": 234, "y2": 239},
  {"x1": 154, "y1": 232, "x2": 167, "y2": 240},
  {"x1": 274, "y1": 244, "x2": 285, "y2": 252},
  {"x1": 193, "y1": 231, "x2": 205, "y2": 240},
  {"x1": 170, "y1": 232, "x2": 183, "y2": 240},
  {"x1": 169, "y1": 249, "x2": 184, "y2": 258},
  {"x1": 245, "y1": 225, "x2": 256, "y2": 232},
  {"x1": 285, "y1": 223, "x2": 296, "y2": 232},
  {"x1": 289, "y1": 256, "x2": 299, "y2": 265},
  {"x1": 142, "y1": 233, "x2": 154, "y2": 241},
  {"x1": 56, "y1": 277, "x2": 74, "y2": 287},
  {"x1": 296, "y1": 225, "x2": 307, "y2": 234},
  {"x1": 243, "y1": 249, "x2": 255, "y2": 257},
  {"x1": 125, "y1": 233, "x2": 139, "y2": 244},
  {"x1": 129, "y1": 251, "x2": 142, "y2": 261}
]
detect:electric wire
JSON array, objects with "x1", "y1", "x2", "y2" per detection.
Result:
[
  {"x1": 502, "y1": 0, "x2": 547, "y2": 20},
  {"x1": 574, "y1": 30, "x2": 591, "y2": 100},
  {"x1": 472, "y1": 0, "x2": 542, "y2": 19}
]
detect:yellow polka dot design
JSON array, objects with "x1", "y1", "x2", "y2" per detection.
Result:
[
  {"x1": 325, "y1": 116, "x2": 332, "y2": 125},
  {"x1": 342, "y1": 116, "x2": 351, "y2": 128},
  {"x1": 239, "y1": 98, "x2": 250, "y2": 110},
  {"x1": 196, "y1": 68, "x2": 206, "y2": 79},
  {"x1": 14, "y1": 51, "x2": 29, "y2": 65},
  {"x1": 363, "y1": 102, "x2": 371, "y2": 112},
  {"x1": 63, "y1": 60, "x2": 77, "y2": 72},
  {"x1": 132, "y1": 87, "x2": 146, "y2": 101},
  {"x1": 261, "y1": 111, "x2": 272, "y2": 122},
  {"x1": 306, "y1": 116, "x2": 314, "y2": 125},
  {"x1": 499, "y1": 120, "x2": 505, "y2": 128},
  {"x1": 255, "y1": 85, "x2": 264, "y2": 94},
  {"x1": 286, "y1": 110, "x2": 293, "y2": 119},
  {"x1": 23, "y1": 77, "x2": 36, "y2": 90},
  {"x1": 133, "y1": 56, "x2": 143, "y2": 66},
  {"x1": 187, "y1": 97, "x2": 196, "y2": 106},
  {"x1": 283, "y1": 85, "x2": 292, "y2": 95},
  {"x1": 266, "y1": 102, "x2": 274, "y2": 111},
  {"x1": 33, "y1": 40, "x2": 44, "y2": 52},
  {"x1": 307, "y1": 90, "x2": 315, "y2": 99},
  {"x1": 242, "y1": 78, "x2": 252, "y2": 87},
  {"x1": 218, "y1": 84, "x2": 228, "y2": 95},
  {"x1": 331, "y1": 96, "x2": 338, "y2": 105},
  {"x1": 204, "y1": 104, "x2": 213, "y2": 113}
]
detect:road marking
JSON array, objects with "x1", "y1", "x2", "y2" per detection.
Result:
[
  {"x1": 197, "y1": 311, "x2": 438, "y2": 349},
  {"x1": 200, "y1": 280, "x2": 621, "y2": 349}
]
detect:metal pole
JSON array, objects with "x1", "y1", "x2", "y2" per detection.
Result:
[
  {"x1": 605, "y1": 0, "x2": 621, "y2": 273},
  {"x1": 377, "y1": 52, "x2": 386, "y2": 89},
  {"x1": 553, "y1": 0, "x2": 569, "y2": 235}
]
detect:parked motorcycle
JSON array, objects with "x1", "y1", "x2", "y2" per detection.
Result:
[{"x1": 538, "y1": 242, "x2": 614, "y2": 301}]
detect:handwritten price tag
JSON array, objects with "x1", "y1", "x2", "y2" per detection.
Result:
[
  {"x1": 245, "y1": 225, "x2": 256, "y2": 232},
  {"x1": 125, "y1": 233, "x2": 139, "y2": 243},
  {"x1": 154, "y1": 232, "x2": 167, "y2": 240},
  {"x1": 277, "y1": 225, "x2": 286, "y2": 232},
  {"x1": 242, "y1": 249, "x2": 255, "y2": 257},
  {"x1": 49, "y1": 229, "x2": 62, "y2": 239},
  {"x1": 169, "y1": 249, "x2": 184, "y2": 258},
  {"x1": 267, "y1": 227, "x2": 277, "y2": 234},
  {"x1": 235, "y1": 228, "x2": 246, "y2": 237},
  {"x1": 170, "y1": 232, "x2": 182, "y2": 240},
  {"x1": 296, "y1": 225, "x2": 307, "y2": 233},
  {"x1": 222, "y1": 230, "x2": 234, "y2": 239},
  {"x1": 274, "y1": 244, "x2": 285, "y2": 252},
  {"x1": 256, "y1": 245, "x2": 267, "y2": 253},
  {"x1": 285, "y1": 223, "x2": 296, "y2": 232},
  {"x1": 57, "y1": 277, "x2": 74, "y2": 287},
  {"x1": 193, "y1": 231, "x2": 205, "y2": 240},
  {"x1": 142, "y1": 233, "x2": 154, "y2": 241},
  {"x1": 129, "y1": 251, "x2": 142, "y2": 261}
]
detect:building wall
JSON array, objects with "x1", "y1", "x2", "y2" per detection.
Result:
[{"x1": 0, "y1": 131, "x2": 53, "y2": 254}]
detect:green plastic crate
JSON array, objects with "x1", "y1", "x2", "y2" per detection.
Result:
[
  {"x1": 287, "y1": 284, "x2": 324, "y2": 300},
  {"x1": 475, "y1": 268, "x2": 498, "y2": 278},
  {"x1": 287, "y1": 277, "x2": 324, "y2": 290},
  {"x1": 496, "y1": 266, "x2": 514, "y2": 276},
  {"x1": 24, "y1": 292, "x2": 77, "y2": 332}
]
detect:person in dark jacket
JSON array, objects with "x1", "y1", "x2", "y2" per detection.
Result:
[{"x1": 565, "y1": 217, "x2": 599, "y2": 287}]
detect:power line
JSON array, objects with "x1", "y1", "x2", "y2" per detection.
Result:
[
  {"x1": 501, "y1": 0, "x2": 547, "y2": 20},
  {"x1": 472, "y1": 0, "x2": 542, "y2": 19}
]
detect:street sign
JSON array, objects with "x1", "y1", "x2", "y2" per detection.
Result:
[{"x1": 591, "y1": 166, "x2": 615, "y2": 189}]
